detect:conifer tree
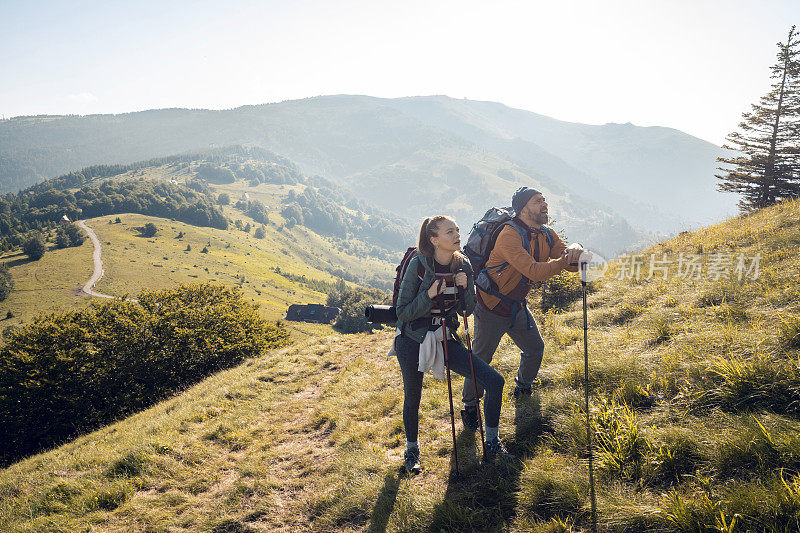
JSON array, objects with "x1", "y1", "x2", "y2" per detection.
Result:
[{"x1": 716, "y1": 26, "x2": 800, "y2": 210}]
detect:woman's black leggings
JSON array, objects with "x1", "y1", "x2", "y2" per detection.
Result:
[{"x1": 394, "y1": 334, "x2": 505, "y2": 443}]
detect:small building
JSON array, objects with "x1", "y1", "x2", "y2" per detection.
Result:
[
  {"x1": 241, "y1": 192, "x2": 250, "y2": 202},
  {"x1": 60, "y1": 215, "x2": 71, "y2": 225},
  {"x1": 285, "y1": 304, "x2": 341, "y2": 324}
]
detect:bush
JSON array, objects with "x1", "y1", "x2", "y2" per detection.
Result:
[
  {"x1": 541, "y1": 272, "x2": 583, "y2": 312},
  {"x1": 22, "y1": 233, "x2": 46, "y2": 260},
  {"x1": 218, "y1": 193, "x2": 230, "y2": 206},
  {"x1": 326, "y1": 281, "x2": 388, "y2": 334},
  {"x1": 54, "y1": 224, "x2": 86, "y2": 248},
  {"x1": 141, "y1": 222, "x2": 158, "y2": 238},
  {"x1": 254, "y1": 225, "x2": 266, "y2": 239},
  {"x1": 0, "y1": 283, "x2": 289, "y2": 465}
]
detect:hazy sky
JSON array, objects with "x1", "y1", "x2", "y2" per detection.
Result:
[{"x1": 2, "y1": 0, "x2": 798, "y2": 145}]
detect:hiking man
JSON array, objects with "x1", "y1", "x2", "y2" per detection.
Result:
[{"x1": 461, "y1": 187, "x2": 582, "y2": 429}]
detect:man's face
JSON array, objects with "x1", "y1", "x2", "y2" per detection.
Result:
[{"x1": 522, "y1": 193, "x2": 548, "y2": 226}]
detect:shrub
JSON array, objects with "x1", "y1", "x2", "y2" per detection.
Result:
[
  {"x1": 541, "y1": 271, "x2": 583, "y2": 312},
  {"x1": 326, "y1": 281, "x2": 388, "y2": 334},
  {"x1": 22, "y1": 233, "x2": 46, "y2": 260},
  {"x1": 139, "y1": 222, "x2": 157, "y2": 238},
  {"x1": 218, "y1": 193, "x2": 230, "y2": 206},
  {"x1": 0, "y1": 283, "x2": 289, "y2": 465},
  {"x1": 54, "y1": 224, "x2": 86, "y2": 248},
  {"x1": 254, "y1": 225, "x2": 266, "y2": 239}
]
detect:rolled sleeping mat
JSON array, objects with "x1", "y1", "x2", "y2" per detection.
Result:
[{"x1": 364, "y1": 304, "x2": 398, "y2": 324}]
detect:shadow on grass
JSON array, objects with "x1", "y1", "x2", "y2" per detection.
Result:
[
  {"x1": 4, "y1": 255, "x2": 35, "y2": 268},
  {"x1": 368, "y1": 472, "x2": 401, "y2": 533},
  {"x1": 425, "y1": 397, "x2": 551, "y2": 533},
  {"x1": 513, "y1": 393, "x2": 549, "y2": 456}
]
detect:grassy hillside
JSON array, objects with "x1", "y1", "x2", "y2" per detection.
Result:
[
  {"x1": 0, "y1": 153, "x2": 400, "y2": 335},
  {"x1": 1, "y1": 95, "x2": 712, "y2": 250},
  {"x1": 2, "y1": 199, "x2": 798, "y2": 531},
  {"x1": 0, "y1": 241, "x2": 93, "y2": 328},
  {"x1": 346, "y1": 141, "x2": 648, "y2": 257}
]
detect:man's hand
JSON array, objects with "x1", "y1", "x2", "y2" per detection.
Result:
[
  {"x1": 454, "y1": 272, "x2": 468, "y2": 288},
  {"x1": 562, "y1": 247, "x2": 582, "y2": 265}
]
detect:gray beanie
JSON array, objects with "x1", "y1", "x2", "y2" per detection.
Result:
[{"x1": 512, "y1": 186, "x2": 541, "y2": 215}]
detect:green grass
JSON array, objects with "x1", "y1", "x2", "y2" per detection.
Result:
[
  {"x1": 2, "y1": 199, "x2": 800, "y2": 531},
  {"x1": 0, "y1": 176, "x2": 396, "y2": 340},
  {"x1": 0, "y1": 238, "x2": 94, "y2": 329}
]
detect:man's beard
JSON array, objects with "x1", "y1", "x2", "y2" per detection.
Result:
[{"x1": 535, "y1": 211, "x2": 548, "y2": 225}]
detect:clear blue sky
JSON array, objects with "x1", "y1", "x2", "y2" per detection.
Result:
[{"x1": 2, "y1": 0, "x2": 798, "y2": 144}]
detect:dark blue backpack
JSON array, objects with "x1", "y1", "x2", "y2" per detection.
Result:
[{"x1": 462, "y1": 206, "x2": 553, "y2": 328}]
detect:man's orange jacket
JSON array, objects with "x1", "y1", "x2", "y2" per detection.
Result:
[{"x1": 478, "y1": 224, "x2": 578, "y2": 312}]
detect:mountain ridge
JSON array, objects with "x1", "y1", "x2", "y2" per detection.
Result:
[{"x1": 0, "y1": 95, "x2": 737, "y2": 254}]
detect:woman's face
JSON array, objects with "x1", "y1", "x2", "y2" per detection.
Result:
[{"x1": 431, "y1": 218, "x2": 461, "y2": 254}]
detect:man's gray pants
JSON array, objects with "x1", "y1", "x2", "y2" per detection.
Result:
[{"x1": 462, "y1": 303, "x2": 545, "y2": 407}]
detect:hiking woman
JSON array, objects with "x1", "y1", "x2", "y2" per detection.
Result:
[{"x1": 393, "y1": 215, "x2": 509, "y2": 474}]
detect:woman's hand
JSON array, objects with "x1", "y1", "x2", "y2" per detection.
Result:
[
  {"x1": 427, "y1": 278, "x2": 446, "y2": 299},
  {"x1": 454, "y1": 272, "x2": 467, "y2": 289}
]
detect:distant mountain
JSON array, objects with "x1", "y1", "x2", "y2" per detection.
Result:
[
  {"x1": 0, "y1": 95, "x2": 738, "y2": 255},
  {"x1": 383, "y1": 96, "x2": 736, "y2": 231}
]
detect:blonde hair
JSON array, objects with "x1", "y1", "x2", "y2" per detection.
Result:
[{"x1": 417, "y1": 215, "x2": 466, "y2": 272}]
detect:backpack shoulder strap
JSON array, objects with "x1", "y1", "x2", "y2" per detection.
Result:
[
  {"x1": 504, "y1": 221, "x2": 531, "y2": 254},
  {"x1": 541, "y1": 226, "x2": 555, "y2": 248}
]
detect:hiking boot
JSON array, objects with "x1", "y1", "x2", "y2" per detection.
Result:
[
  {"x1": 404, "y1": 446, "x2": 421, "y2": 474},
  {"x1": 460, "y1": 404, "x2": 479, "y2": 431},
  {"x1": 483, "y1": 437, "x2": 515, "y2": 464},
  {"x1": 512, "y1": 383, "x2": 532, "y2": 398}
]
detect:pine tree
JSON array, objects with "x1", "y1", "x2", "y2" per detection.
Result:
[{"x1": 717, "y1": 26, "x2": 800, "y2": 210}]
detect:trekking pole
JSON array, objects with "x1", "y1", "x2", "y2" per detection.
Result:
[
  {"x1": 436, "y1": 275, "x2": 459, "y2": 477},
  {"x1": 581, "y1": 260, "x2": 598, "y2": 533},
  {"x1": 456, "y1": 282, "x2": 486, "y2": 460}
]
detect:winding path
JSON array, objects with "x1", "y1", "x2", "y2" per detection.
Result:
[{"x1": 77, "y1": 220, "x2": 133, "y2": 301}]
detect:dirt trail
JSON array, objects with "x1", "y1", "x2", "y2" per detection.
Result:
[{"x1": 77, "y1": 220, "x2": 136, "y2": 301}]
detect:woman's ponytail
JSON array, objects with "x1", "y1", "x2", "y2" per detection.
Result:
[{"x1": 417, "y1": 217, "x2": 435, "y2": 258}]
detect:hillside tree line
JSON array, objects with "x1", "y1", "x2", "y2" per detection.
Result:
[{"x1": 281, "y1": 177, "x2": 413, "y2": 251}]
